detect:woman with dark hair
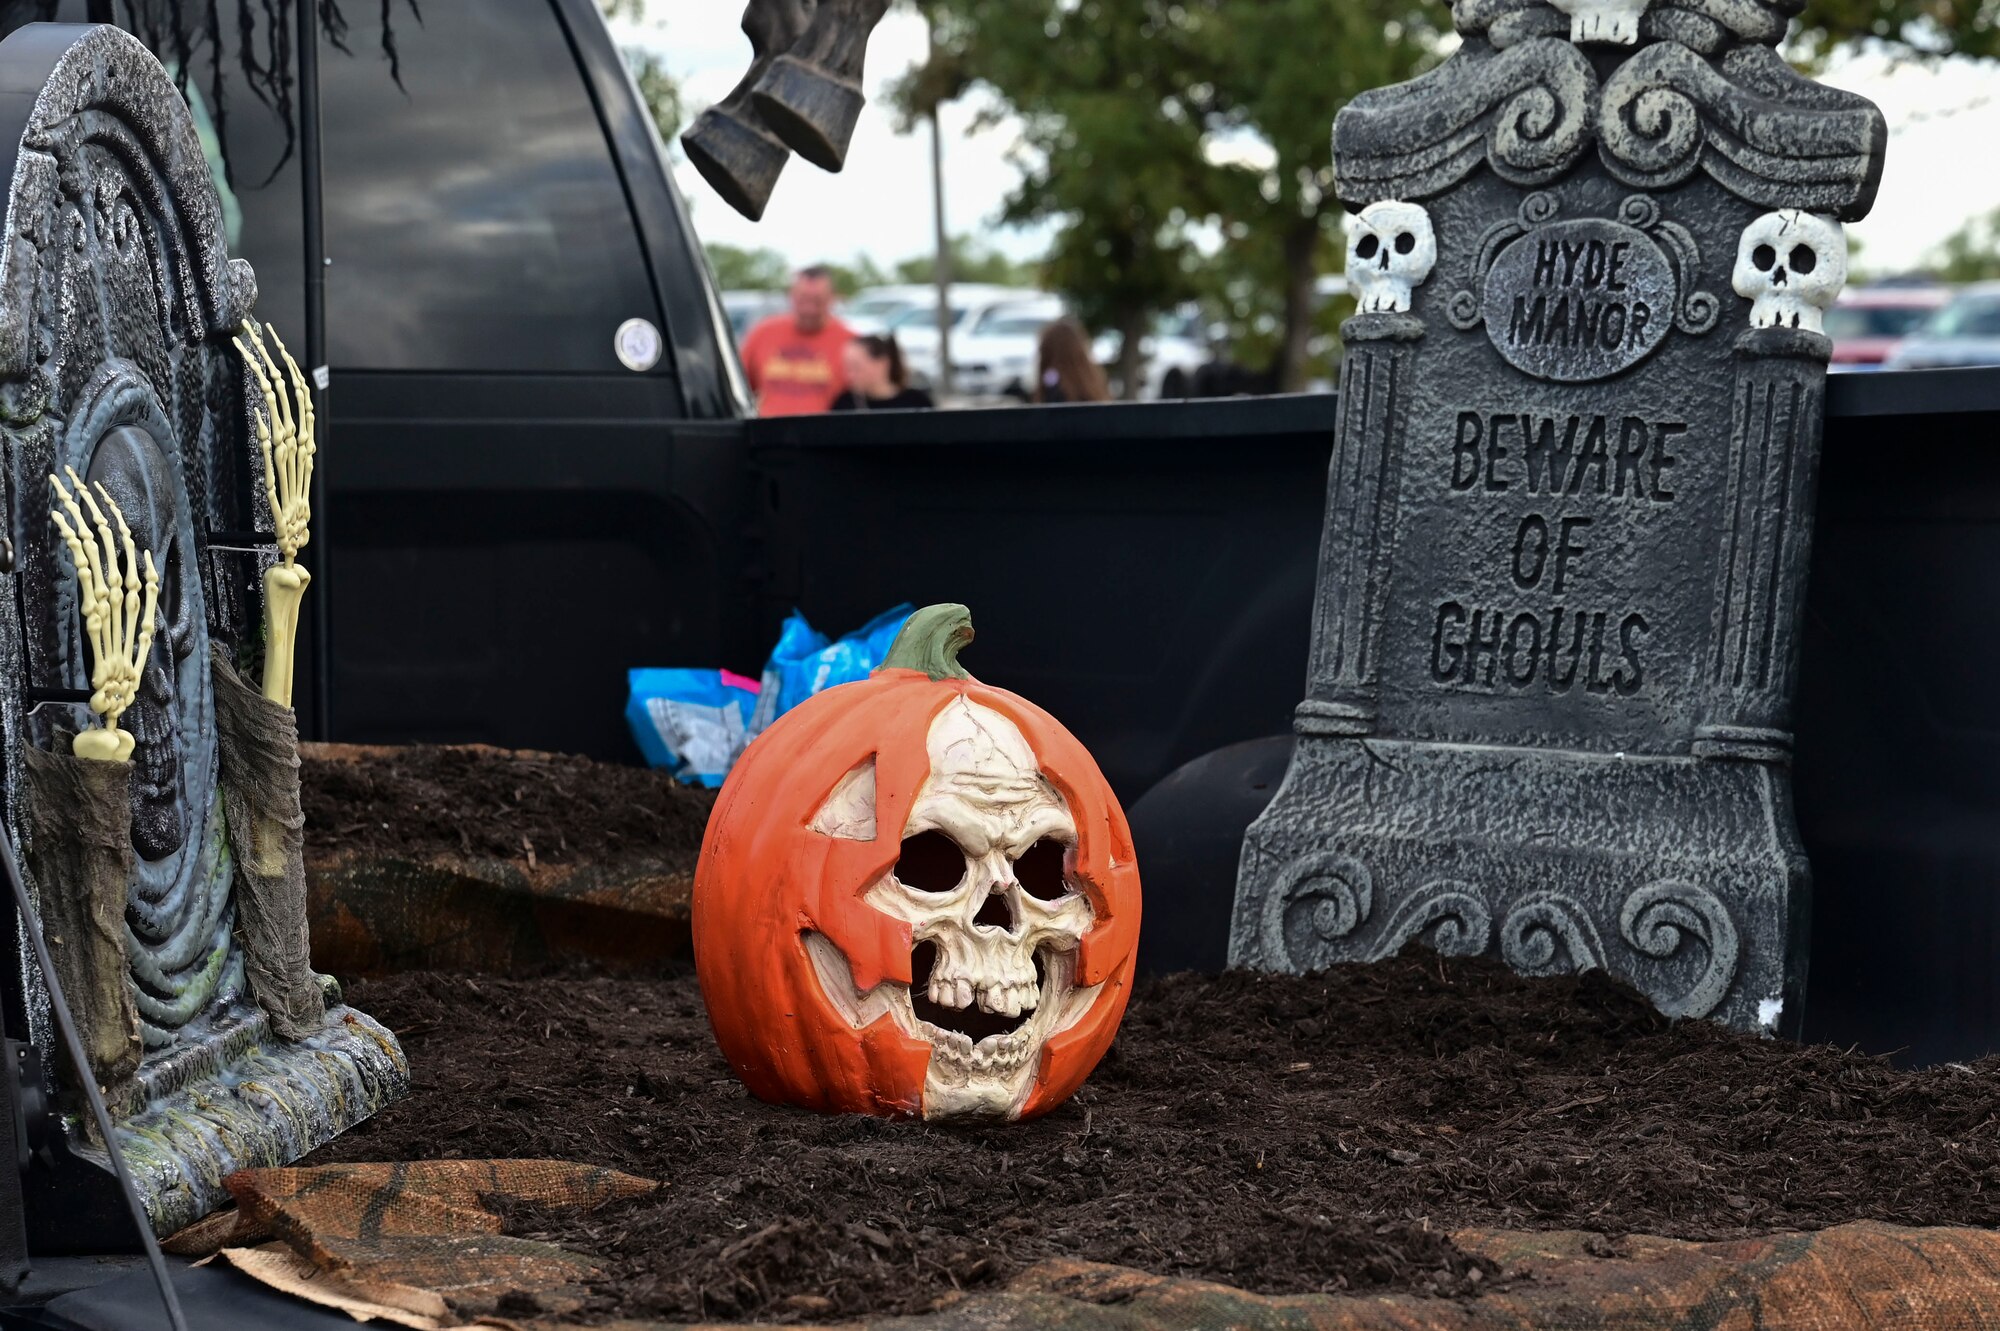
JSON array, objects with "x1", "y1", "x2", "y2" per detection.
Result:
[
  {"x1": 831, "y1": 334, "x2": 934, "y2": 411},
  {"x1": 1033, "y1": 318, "x2": 1112, "y2": 404}
]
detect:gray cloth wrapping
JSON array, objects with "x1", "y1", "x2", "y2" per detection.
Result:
[
  {"x1": 211, "y1": 649, "x2": 325, "y2": 1039},
  {"x1": 21, "y1": 740, "x2": 142, "y2": 1092}
]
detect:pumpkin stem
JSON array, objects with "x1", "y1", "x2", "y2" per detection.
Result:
[{"x1": 881, "y1": 604, "x2": 975, "y2": 681}]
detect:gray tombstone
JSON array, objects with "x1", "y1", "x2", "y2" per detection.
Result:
[
  {"x1": 0, "y1": 24, "x2": 406, "y2": 1244},
  {"x1": 1230, "y1": 0, "x2": 1887, "y2": 1034}
]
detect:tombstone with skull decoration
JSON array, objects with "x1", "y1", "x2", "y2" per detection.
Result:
[
  {"x1": 0, "y1": 24, "x2": 406, "y2": 1247},
  {"x1": 1232, "y1": 0, "x2": 1885, "y2": 1032},
  {"x1": 694, "y1": 605, "x2": 1141, "y2": 1121}
]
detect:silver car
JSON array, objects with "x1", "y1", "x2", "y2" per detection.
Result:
[{"x1": 1885, "y1": 283, "x2": 2000, "y2": 370}]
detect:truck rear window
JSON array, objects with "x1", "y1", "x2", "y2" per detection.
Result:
[{"x1": 319, "y1": 0, "x2": 660, "y2": 373}]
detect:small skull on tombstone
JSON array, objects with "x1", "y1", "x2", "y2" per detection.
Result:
[
  {"x1": 1348, "y1": 201, "x2": 1437, "y2": 315},
  {"x1": 1732, "y1": 209, "x2": 1848, "y2": 335},
  {"x1": 1547, "y1": 0, "x2": 1651, "y2": 44}
]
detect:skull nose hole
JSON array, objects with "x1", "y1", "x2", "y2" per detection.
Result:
[
  {"x1": 973, "y1": 892, "x2": 1013, "y2": 931},
  {"x1": 910, "y1": 939, "x2": 939, "y2": 990},
  {"x1": 1014, "y1": 838, "x2": 1071, "y2": 901},
  {"x1": 896, "y1": 830, "x2": 964, "y2": 894}
]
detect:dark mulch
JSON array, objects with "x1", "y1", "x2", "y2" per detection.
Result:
[
  {"x1": 308, "y1": 955, "x2": 2000, "y2": 1324},
  {"x1": 300, "y1": 744, "x2": 715, "y2": 868}
]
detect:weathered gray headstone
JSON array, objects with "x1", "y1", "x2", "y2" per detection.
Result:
[
  {"x1": 1231, "y1": 0, "x2": 1887, "y2": 1034},
  {"x1": 0, "y1": 23, "x2": 405, "y2": 1243}
]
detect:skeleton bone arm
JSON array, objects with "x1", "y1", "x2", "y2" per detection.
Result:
[{"x1": 236, "y1": 321, "x2": 317, "y2": 707}]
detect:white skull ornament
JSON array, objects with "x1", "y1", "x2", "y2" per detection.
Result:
[
  {"x1": 806, "y1": 696, "x2": 1105, "y2": 1118},
  {"x1": 1547, "y1": 0, "x2": 1651, "y2": 44},
  {"x1": 1348, "y1": 201, "x2": 1437, "y2": 315},
  {"x1": 1733, "y1": 210, "x2": 1847, "y2": 335}
]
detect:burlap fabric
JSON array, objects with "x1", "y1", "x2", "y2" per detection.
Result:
[
  {"x1": 164, "y1": 1159, "x2": 658, "y2": 1327},
  {"x1": 211, "y1": 648, "x2": 324, "y2": 1038},
  {"x1": 21, "y1": 739, "x2": 140, "y2": 1093},
  {"x1": 166, "y1": 1165, "x2": 2000, "y2": 1331}
]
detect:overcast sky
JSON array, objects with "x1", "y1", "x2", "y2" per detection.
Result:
[{"x1": 612, "y1": 9, "x2": 2000, "y2": 279}]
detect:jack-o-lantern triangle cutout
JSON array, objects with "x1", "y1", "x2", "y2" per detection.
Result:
[{"x1": 694, "y1": 605, "x2": 1142, "y2": 1121}]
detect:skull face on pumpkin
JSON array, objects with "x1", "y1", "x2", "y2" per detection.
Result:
[{"x1": 694, "y1": 606, "x2": 1141, "y2": 1121}]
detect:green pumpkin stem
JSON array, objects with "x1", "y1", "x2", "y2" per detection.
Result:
[{"x1": 882, "y1": 604, "x2": 975, "y2": 681}]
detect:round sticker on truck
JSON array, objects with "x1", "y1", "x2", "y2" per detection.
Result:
[{"x1": 615, "y1": 317, "x2": 663, "y2": 372}]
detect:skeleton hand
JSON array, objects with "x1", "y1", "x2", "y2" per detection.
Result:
[
  {"x1": 235, "y1": 320, "x2": 316, "y2": 707},
  {"x1": 235, "y1": 320, "x2": 315, "y2": 567},
  {"x1": 50, "y1": 468, "x2": 159, "y2": 763}
]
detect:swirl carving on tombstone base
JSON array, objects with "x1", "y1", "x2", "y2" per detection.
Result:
[
  {"x1": 1369, "y1": 881, "x2": 1495, "y2": 961},
  {"x1": 1500, "y1": 892, "x2": 1607, "y2": 975},
  {"x1": 1618, "y1": 879, "x2": 1740, "y2": 1017},
  {"x1": 1266, "y1": 852, "x2": 1374, "y2": 972}
]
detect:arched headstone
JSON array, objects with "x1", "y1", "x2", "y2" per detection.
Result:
[
  {"x1": 1231, "y1": 0, "x2": 1888, "y2": 1034},
  {"x1": 0, "y1": 23, "x2": 405, "y2": 1244}
]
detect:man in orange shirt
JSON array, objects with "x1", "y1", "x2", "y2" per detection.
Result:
[{"x1": 740, "y1": 266, "x2": 853, "y2": 416}]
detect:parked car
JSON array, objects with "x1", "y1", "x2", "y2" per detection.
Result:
[
  {"x1": 925, "y1": 296, "x2": 1064, "y2": 398},
  {"x1": 842, "y1": 284, "x2": 941, "y2": 335},
  {"x1": 891, "y1": 287, "x2": 1047, "y2": 389},
  {"x1": 1090, "y1": 307, "x2": 1214, "y2": 399},
  {"x1": 1885, "y1": 282, "x2": 2000, "y2": 370},
  {"x1": 1826, "y1": 285, "x2": 1951, "y2": 371},
  {"x1": 720, "y1": 289, "x2": 788, "y2": 346}
]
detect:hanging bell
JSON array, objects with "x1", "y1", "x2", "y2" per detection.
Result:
[
  {"x1": 749, "y1": 0, "x2": 890, "y2": 174},
  {"x1": 680, "y1": 0, "x2": 819, "y2": 221}
]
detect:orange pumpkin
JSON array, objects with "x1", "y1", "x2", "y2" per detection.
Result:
[{"x1": 693, "y1": 605, "x2": 1141, "y2": 1120}]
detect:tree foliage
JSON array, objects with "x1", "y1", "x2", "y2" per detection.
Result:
[
  {"x1": 910, "y1": 0, "x2": 1998, "y2": 392},
  {"x1": 598, "y1": 0, "x2": 684, "y2": 144},
  {"x1": 705, "y1": 243, "x2": 792, "y2": 291},
  {"x1": 893, "y1": 236, "x2": 1039, "y2": 286},
  {"x1": 914, "y1": 0, "x2": 1445, "y2": 391},
  {"x1": 1932, "y1": 205, "x2": 2000, "y2": 282},
  {"x1": 1793, "y1": 0, "x2": 2000, "y2": 63}
]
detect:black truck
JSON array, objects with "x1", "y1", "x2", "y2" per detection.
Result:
[{"x1": 30, "y1": 0, "x2": 2000, "y2": 1065}]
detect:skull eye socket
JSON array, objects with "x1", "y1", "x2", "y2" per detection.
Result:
[
  {"x1": 1752, "y1": 243, "x2": 1778, "y2": 272},
  {"x1": 1355, "y1": 234, "x2": 1380, "y2": 261},
  {"x1": 1013, "y1": 838, "x2": 1072, "y2": 902},
  {"x1": 1788, "y1": 244, "x2": 1818, "y2": 276},
  {"x1": 1394, "y1": 230, "x2": 1417, "y2": 255},
  {"x1": 896, "y1": 830, "x2": 964, "y2": 894}
]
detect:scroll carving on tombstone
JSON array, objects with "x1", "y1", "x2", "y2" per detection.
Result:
[
  {"x1": 1231, "y1": 0, "x2": 1886, "y2": 1033},
  {"x1": 0, "y1": 24, "x2": 407, "y2": 1244}
]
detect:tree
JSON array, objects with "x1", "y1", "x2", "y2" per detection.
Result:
[
  {"x1": 705, "y1": 243, "x2": 791, "y2": 291},
  {"x1": 1793, "y1": 0, "x2": 2000, "y2": 62},
  {"x1": 919, "y1": 0, "x2": 1445, "y2": 393},
  {"x1": 1932, "y1": 206, "x2": 2000, "y2": 282},
  {"x1": 892, "y1": 236, "x2": 1039, "y2": 287},
  {"x1": 598, "y1": 0, "x2": 685, "y2": 144}
]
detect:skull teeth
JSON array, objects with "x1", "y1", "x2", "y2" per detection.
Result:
[{"x1": 928, "y1": 965, "x2": 1040, "y2": 1014}]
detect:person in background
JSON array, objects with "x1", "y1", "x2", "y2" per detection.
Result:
[
  {"x1": 1033, "y1": 318, "x2": 1112, "y2": 404},
  {"x1": 830, "y1": 335, "x2": 934, "y2": 411},
  {"x1": 739, "y1": 266, "x2": 853, "y2": 416}
]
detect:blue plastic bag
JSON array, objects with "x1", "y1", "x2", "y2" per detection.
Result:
[
  {"x1": 625, "y1": 668, "x2": 762, "y2": 787},
  {"x1": 749, "y1": 605, "x2": 915, "y2": 736}
]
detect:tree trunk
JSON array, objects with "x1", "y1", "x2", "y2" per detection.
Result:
[
  {"x1": 1117, "y1": 311, "x2": 1146, "y2": 401},
  {"x1": 1276, "y1": 217, "x2": 1319, "y2": 394}
]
